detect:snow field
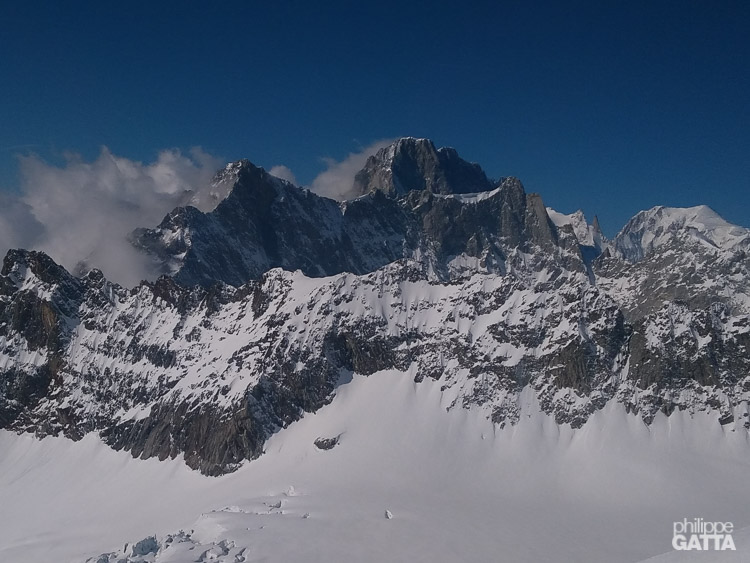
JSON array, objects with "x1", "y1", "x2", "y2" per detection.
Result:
[{"x1": 1, "y1": 369, "x2": 749, "y2": 562}]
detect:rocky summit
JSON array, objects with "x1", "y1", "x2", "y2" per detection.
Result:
[{"x1": 1, "y1": 138, "x2": 749, "y2": 475}]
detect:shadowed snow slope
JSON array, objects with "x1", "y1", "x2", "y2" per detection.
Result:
[{"x1": 1, "y1": 370, "x2": 749, "y2": 563}]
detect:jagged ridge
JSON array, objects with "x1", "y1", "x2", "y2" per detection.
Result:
[
  {"x1": 131, "y1": 152, "x2": 564, "y2": 287},
  {"x1": 1, "y1": 138, "x2": 749, "y2": 475}
]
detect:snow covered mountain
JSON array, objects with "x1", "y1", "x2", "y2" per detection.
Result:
[
  {"x1": 1, "y1": 138, "x2": 749, "y2": 561},
  {"x1": 597, "y1": 205, "x2": 750, "y2": 320},
  {"x1": 614, "y1": 205, "x2": 750, "y2": 262}
]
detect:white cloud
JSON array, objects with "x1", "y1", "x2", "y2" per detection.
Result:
[
  {"x1": 0, "y1": 192, "x2": 45, "y2": 252},
  {"x1": 0, "y1": 147, "x2": 223, "y2": 287},
  {"x1": 268, "y1": 165, "x2": 298, "y2": 185},
  {"x1": 309, "y1": 139, "x2": 395, "y2": 201}
]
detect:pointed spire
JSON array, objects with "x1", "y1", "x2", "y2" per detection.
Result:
[{"x1": 592, "y1": 215, "x2": 602, "y2": 234}]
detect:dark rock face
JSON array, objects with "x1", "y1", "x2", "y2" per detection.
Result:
[
  {"x1": 131, "y1": 153, "x2": 559, "y2": 288},
  {"x1": 623, "y1": 302, "x2": 749, "y2": 423},
  {"x1": 352, "y1": 137, "x2": 495, "y2": 197},
  {"x1": 131, "y1": 162, "x2": 414, "y2": 287},
  {"x1": 1, "y1": 138, "x2": 749, "y2": 475},
  {"x1": 314, "y1": 435, "x2": 341, "y2": 450},
  {"x1": 0, "y1": 365, "x2": 54, "y2": 428},
  {"x1": 0, "y1": 251, "x2": 81, "y2": 428},
  {"x1": 103, "y1": 400, "x2": 269, "y2": 476}
]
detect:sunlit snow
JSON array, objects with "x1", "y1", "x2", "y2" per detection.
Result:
[{"x1": 1, "y1": 370, "x2": 748, "y2": 562}]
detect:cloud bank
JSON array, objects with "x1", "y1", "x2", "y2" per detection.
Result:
[{"x1": 0, "y1": 147, "x2": 223, "y2": 287}]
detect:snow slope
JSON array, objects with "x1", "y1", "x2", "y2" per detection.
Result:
[
  {"x1": 1, "y1": 369, "x2": 749, "y2": 562},
  {"x1": 614, "y1": 205, "x2": 750, "y2": 262}
]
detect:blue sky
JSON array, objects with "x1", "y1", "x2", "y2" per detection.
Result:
[{"x1": 1, "y1": 0, "x2": 748, "y2": 236}]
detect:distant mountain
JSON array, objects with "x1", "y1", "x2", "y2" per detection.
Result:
[
  {"x1": 352, "y1": 137, "x2": 495, "y2": 197},
  {"x1": 614, "y1": 204, "x2": 750, "y2": 262},
  {"x1": 130, "y1": 144, "x2": 563, "y2": 287},
  {"x1": 1, "y1": 137, "x2": 749, "y2": 479},
  {"x1": 597, "y1": 205, "x2": 750, "y2": 319}
]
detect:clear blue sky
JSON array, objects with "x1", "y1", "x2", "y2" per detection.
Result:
[{"x1": 1, "y1": 0, "x2": 748, "y2": 235}]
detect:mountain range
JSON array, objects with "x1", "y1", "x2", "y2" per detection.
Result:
[
  {"x1": 1, "y1": 138, "x2": 750, "y2": 561},
  {"x1": 2, "y1": 137, "x2": 749, "y2": 479}
]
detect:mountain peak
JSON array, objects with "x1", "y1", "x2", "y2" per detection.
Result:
[
  {"x1": 352, "y1": 137, "x2": 494, "y2": 198},
  {"x1": 1, "y1": 249, "x2": 73, "y2": 287},
  {"x1": 614, "y1": 205, "x2": 750, "y2": 262},
  {"x1": 177, "y1": 159, "x2": 257, "y2": 213},
  {"x1": 546, "y1": 208, "x2": 606, "y2": 249}
]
